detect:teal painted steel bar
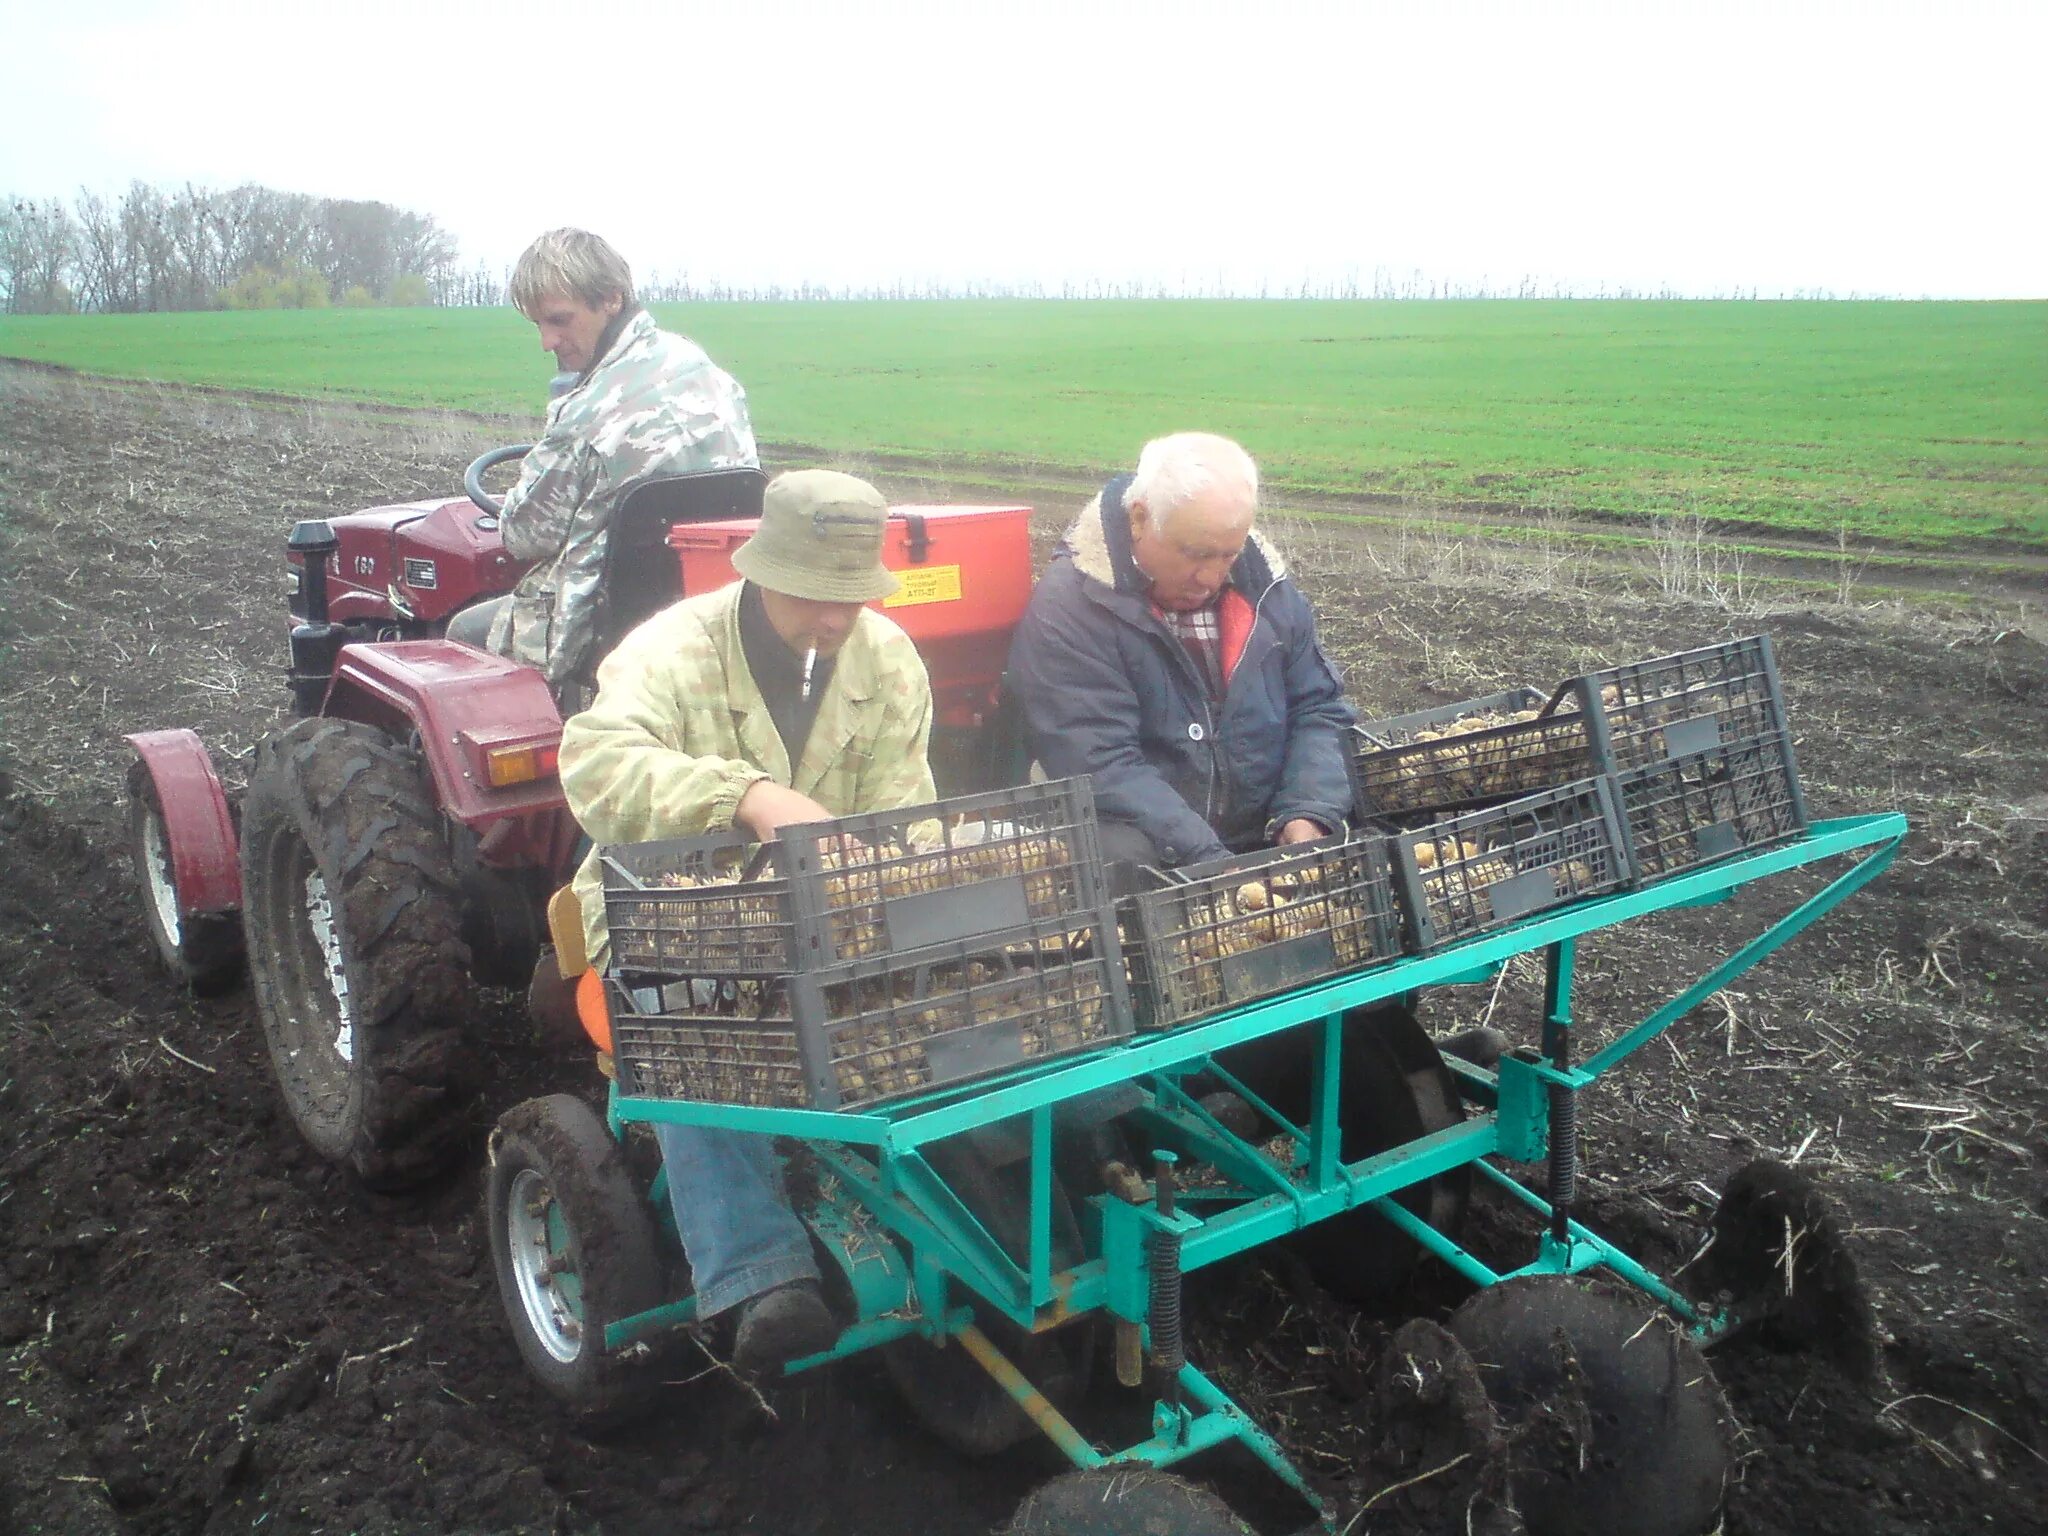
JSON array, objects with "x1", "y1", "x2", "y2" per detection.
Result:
[
  {"x1": 607, "y1": 1295, "x2": 698, "y2": 1350},
  {"x1": 811, "y1": 1144, "x2": 1029, "y2": 1315},
  {"x1": 1176, "y1": 1363, "x2": 1324, "y2": 1511},
  {"x1": 1029, "y1": 1105, "x2": 1053, "y2": 1308},
  {"x1": 1470, "y1": 1161, "x2": 1705, "y2": 1318},
  {"x1": 1143, "y1": 1078, "x2": 1303, "y2": 1205},
  {"x1": 1308, "y1": 1011, "x2": 1344, "y2": 1193},
  {"x1": 1171, "y1": 1119, "x2": 1499, "y2": 1275},
  {"x1": 782, "y1": 1311, "x2": 936, "y2": 1370},
  {"x1": 1581, "y1": 825, "x2": 1904, "y2": 1077},
  {"x1": 1370, "y1": 1195, "x2": 1504, "y2": 1288}
]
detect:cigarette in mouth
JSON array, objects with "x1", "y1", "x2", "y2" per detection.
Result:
[{"x1": 800, "y1": 644, "x2": 817, "y2": 700}]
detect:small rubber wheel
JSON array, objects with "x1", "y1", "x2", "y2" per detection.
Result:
[
  {"x1": 1449, "y1": 1276, "x2": 1731, "y2": 1536},
  {"x1": 1288, "y1": 1005, "x2": 1472, "y2": 1306},
  {"x1": 1007, "y1": 1469, "x2": 1253, "y2": 1536},
  {"x1": 240, "y1": 718, "x2": 477, "y2": 1189},
  {"x1": 883, "y1": 1132, "x2": 1097, "y2": 1456},
  {"x1": 1688, "y1": 1158, "x2": 1876, "y2": 1381},
  {"x1": 126, "y1": 760, "x2": 243, "y2": 994},
  {"x1": 487, "y1": 1094, "x2": 666, "y2": 1423}
]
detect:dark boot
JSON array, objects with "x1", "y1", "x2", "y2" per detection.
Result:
[{"x1": 732, "y1": 1279, "x2": 836, "y2": 1376}]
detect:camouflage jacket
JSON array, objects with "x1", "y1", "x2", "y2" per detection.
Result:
[
  {"x1": 488, "y1": 309, "x2": 759, "y2": 685},
  {"x1": 561, "y1": 580, "x2": 936, "y2": 964}
]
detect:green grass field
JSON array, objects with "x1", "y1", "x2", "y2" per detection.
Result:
[{"x1": 2, "y1": 300, "x2": 2041, "y2": 549}]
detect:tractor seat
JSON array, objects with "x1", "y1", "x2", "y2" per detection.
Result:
[{"x1": 565, "y1": 466, "x2": 768, "y2": 701}]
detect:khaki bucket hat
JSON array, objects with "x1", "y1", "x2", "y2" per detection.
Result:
[{"x1": 732, "y1": 469, "x2": 900, "y2": 604}]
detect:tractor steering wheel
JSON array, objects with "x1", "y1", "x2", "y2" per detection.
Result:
[{"x1": 464, "y1": 445, "x2": 535, "y2": 516}]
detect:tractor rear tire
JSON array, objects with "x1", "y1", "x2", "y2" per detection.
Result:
[
  {"x1": 240, "y1": 717, "x2": 476, "y2": 1190},
  {"x1": 487, "y1": 1094, "x2": 666, "y2": 1424},
  {"x1": 883, "y1": 1132, "x2": 1097, "y2": 1456},
  {"x1": 126, "y1": 760, "x2": 244, "y2": 995}
]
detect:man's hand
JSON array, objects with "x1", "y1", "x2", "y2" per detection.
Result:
[
  {"x1": 1275, "y1": 818, "x2": 1327, "y2": 846},
  {"x1": 736, "y1": 780, "x2": 835, "y2": 841}
]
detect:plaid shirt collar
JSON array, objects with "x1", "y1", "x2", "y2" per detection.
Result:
[
  {"x1": 1153, "y1": 602, "x2": 1220, "y2": 642},
  {"x1": 1153, "y1": 597, "x2": 1224, "y2": 697}
]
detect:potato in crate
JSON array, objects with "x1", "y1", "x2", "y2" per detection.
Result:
[
  {"x1": 607, "y1": 908, "x2": 1130, "y2": 1110},
  {"x1": 1389, "y1": 778, "x2": 1632, "y2": 952},
  {"x1": 1557, "y1": 634, "x2": 1803, "y2": 776},
  {"x1": 1124, "y1": 831, "x2": 1401, "y2": 1030},
  {"x1": 1616, "y1": 729, "x2": 1806, "y2": 880},
  {"x1": 601, "y1": 832, "x2": 795, "y2": 978},
  {"x1": 600, "y1": 777, "x2": 1113, "y2": 979},
  {"x1": 1350, "y1": 686, "x2": 1598, "y2": 819}
]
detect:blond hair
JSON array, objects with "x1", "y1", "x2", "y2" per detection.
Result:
[{"x1": 509, "y1": 228, "x2": 634, "y2": 316}]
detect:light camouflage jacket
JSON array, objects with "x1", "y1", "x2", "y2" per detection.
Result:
[
  {"x1": 561, "y1": 581, "x2": 937, "y2": 964},
  {"x1": 488, "y1": 309, "x2": 759, "y2": 684}
]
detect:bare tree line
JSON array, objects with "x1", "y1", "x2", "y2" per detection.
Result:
[
  {"x1": 627, "y1": 270, "x2": 1873, "y2": 303},
  {"x1": 0, "y1": 181, "x2": 460, "y2": 314},
  {"x1": 2, "y1": 184, "x2": 1886, "y2": 314}
]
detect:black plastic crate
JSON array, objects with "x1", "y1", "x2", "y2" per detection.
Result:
[
  {"x1": 1389, "y1": 778, "x2": 1633, "y2": 952},
  {"x1": 601, "y1": 777, "x2": 1112, "y2": 979},
  {"x1": 1124, "y1": 832, "x2": 1401, "y2": 1030},
  {"x1": 607, "y1": 909, "x2": 1131, "y2": 1110},
  {"x1": 602, "y1": 831, "x2": 794, "y2": 977},
  {"x1": 1560, "y1": 634, "x2": 1802, "y2": 779},
  {"x1": 777, "y1": 778, "x2": 1112, "y2": 968},
  {"x1": 1615, "y1": 729, "x2": 1806, "y2": 881},
  {"x1": 1350, "y1": 686, "x2": 1598, "y2": 820}
]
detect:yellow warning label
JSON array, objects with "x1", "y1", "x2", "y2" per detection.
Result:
[{"x1": 883, "y1": 564, "x2": 963, "y2": 608}]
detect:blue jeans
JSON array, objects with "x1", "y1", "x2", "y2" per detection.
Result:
[{"x1": 655, "y1": 1123, "x2": 819, "y2": 1319}]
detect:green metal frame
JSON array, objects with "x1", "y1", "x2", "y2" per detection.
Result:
[{"x1": 599, "y1": 813, "x2": 1905, "y2": 1525}]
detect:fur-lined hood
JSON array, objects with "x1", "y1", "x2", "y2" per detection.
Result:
[{"x1": 1059, "y1": 475, "x2": 1288, "y2": 601}]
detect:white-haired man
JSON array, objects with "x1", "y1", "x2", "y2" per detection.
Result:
[
  {"x1": 448, "y1": 228, "x2": 759, "y2": 691},
  {"x1": 1007, "y1": 431, "x2": 1355, "y2": 877},
  {"x1": 1007, "y1": 436, "x2": 1478, "y2": 1256}
]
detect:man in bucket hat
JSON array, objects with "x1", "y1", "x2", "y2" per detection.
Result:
[{"x1": 556, "y1": 467, "x2": 935, "y2": 1374}]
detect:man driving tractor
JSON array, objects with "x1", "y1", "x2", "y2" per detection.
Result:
[
  {"x1": 445, "y1": 228, "x2": 759, "y2": 692},
  {"x1": 554, "y1": 468, "x2": 936, "y2": 1375}
]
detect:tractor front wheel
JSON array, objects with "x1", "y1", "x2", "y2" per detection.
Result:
[
  {"x1": 125, "y1": 760, "x2": 243, "y2": 994},
  {"x1": 487, "y1": 1094, "x2": 666, "y2": 1422},
  {"x1": 240, "y1": 718, "x2": 476, "y2": 1189}
]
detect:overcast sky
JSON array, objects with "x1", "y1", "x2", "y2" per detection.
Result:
[{"x1": 2, "y1": 0, "x2": 2041, "y2": 299}]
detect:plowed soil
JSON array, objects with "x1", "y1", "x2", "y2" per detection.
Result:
[{"x1": 2, "y1": 363, "x2": 2044, "y2": 1536}]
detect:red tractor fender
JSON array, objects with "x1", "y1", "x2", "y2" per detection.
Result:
[
  {"x1": 124, "y1": 729, "x2": 242, "y2": 916},
  {"x1": 321, "y1": 640, "x2": 569, "y2": 827}
]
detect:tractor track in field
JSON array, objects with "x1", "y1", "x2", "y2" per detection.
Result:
[
  {"x1": 10, "y1": 356, "x2": 2044, "y2": 602},
  {"x1": 2, "y1": 360, "x2": 2046, "y2": 1535}
]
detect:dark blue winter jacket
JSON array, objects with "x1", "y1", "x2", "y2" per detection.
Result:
[{"x1": 1007, "y1": 476, "x2": 1355, "y2": 866}]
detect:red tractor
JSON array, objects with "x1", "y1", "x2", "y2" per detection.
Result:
[{"x1": 125, "y1": 448, "x2": 1034, "y2": 1187}]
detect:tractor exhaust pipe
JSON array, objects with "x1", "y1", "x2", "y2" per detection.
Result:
[{"x1": 286, "y1": 520, "x2": 345, "y2": 716}]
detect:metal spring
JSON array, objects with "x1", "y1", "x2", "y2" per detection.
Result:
[
  {"x1": 1548, "y1": 1081, "x2": 1578, "y2": 1209},
  {"x1": 1148, "y1": 1228, "x2": 1185, "y2": 1372}
]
